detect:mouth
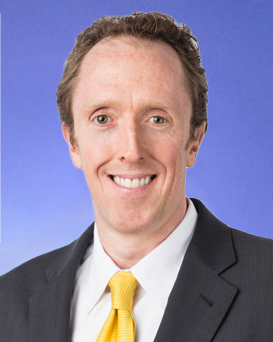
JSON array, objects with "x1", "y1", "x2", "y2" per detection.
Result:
[{"x1": 109, "y1": 175, "x2": 157, "y2": 189}]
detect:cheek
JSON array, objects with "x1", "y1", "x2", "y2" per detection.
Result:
[
  {"x1": 77, "y1": 130, "x2": 116, "y2": 176},
  {"x1": 152, "y1": 135, "x2": 185, "y2": 171},
  {"x1": 152, "y1": 125, "x2": 186, "y2": 155}
]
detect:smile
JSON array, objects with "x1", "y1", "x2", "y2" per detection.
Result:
[{"x1": 110, "y1": 175, "x2": 156, "y2": 189}]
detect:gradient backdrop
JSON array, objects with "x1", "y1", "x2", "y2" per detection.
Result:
[{"x1": 1, "y1": 0, "x2": 273, "y2": 275}]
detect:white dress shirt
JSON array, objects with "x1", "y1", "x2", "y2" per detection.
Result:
[{"x1": 70, "y1": 198, "x2": 198, "y2": 342}]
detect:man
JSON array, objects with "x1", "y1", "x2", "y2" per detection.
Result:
[{"x1": 1, "y1": 11, "x2": 273, "y2": 342}]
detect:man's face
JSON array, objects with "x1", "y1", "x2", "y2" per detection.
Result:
[{"x1": 63, "y1": 36, "x2": 204, "y2": 236}]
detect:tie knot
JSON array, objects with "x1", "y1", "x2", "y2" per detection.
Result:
[{"x1": 108, "y1": 271, "x2": 138, "y2": 312}]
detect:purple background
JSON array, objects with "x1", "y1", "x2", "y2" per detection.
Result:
[{"x1": 1, "y1": 0, "x2": 273, "y2": 275}]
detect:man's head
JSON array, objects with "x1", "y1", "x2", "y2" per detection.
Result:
[
  {"x1": 57, "y1": 11, "x2": 208, "y2": 237},
  {"x1": 57, "y1": 11, "x2": 208, "y2": 148}
]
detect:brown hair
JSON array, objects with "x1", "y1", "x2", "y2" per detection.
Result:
[{"x1": 56, "y1": 11, "x2": 208, "y2": 147}]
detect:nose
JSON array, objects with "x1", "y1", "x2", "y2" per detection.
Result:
[{"x1": 118, "y1": 121, "x2": 145, "y2": 163}]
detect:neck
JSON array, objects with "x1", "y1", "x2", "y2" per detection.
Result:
[{"x1": 95, "y1": 197, "x2": 188, "y2": 269}]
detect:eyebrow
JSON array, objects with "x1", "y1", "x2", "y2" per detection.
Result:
[{"x1": 85, "y1": 98, "x2": 172, "y2": 113}]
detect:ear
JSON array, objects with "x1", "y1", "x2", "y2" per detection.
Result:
[
  {"x1": 62, "y1": 124, "x2": 83, "y2": 169},
  {"x1": 186, "y1": 122, "x2": 206, "y2": 168}
]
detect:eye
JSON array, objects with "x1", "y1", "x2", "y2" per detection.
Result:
[
  {"x1": 94, "y1": 115, "x2": 111, "y2": 124},
  {"x1": 148, "y1": 116, "x2": 166, "y2": 124}
]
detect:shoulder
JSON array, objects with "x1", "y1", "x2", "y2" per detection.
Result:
[
  {"x1": 229, "y1": 227, "x2": 273, "y2": 271},
  {"x1": 0, "y1": 245, "x2": 69, "y2": 301},
  {"x1": 221, "y1": 227, "x2": 273, "y2": 292},
  {"x1": 0, "y1": 222, "x2": 94, "y2": 295},
  {"x1": 0, "y1": 223, "x2": 94, "y2": 339},
  {"x1": 0, "y1": 245, "x2": 69, "y2": 338},
  {"x1": 191, "y1": 197, "x2": 273, "y2": 261},
  {"x1": 230, "y1": 226, "x2": 273, "y2": 258}
]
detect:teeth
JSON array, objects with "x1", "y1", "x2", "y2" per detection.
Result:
[
  {"x1": 114, "y1": 176, "x2": 120, "y2": 185},
  {"x1": 120, "y1": 177, "x2": 125, "y2": 187},
  {"x1": 113, "y1": 176, "x2": 153, "y2": 188},
  {"x1": 124, "y1": 178, "x2": 132, "y2": 188},
  {"x1": 132, "y1": 178, "x2": 140, "y2": 188},
  {"x1": 144, "y1": 176, "x2": 150, "y2": 185}
]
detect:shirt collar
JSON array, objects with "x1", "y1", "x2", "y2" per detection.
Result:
[
  {"x1": 86, "y1": 198, "x2": 197, "y2": 314},
  {"x1": 87, "y1": 225, "x2": 120, "y2": 314}
]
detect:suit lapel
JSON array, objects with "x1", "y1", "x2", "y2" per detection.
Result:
[
  {"x1": 29, "y1": 223, "x2": 95, "y2": 342},
  {"x1": 154, "y1": 249, "x2": 237, "y2": 342},
  {"x1": 29, "y1": 259, "x2": 78, "y2": 342},
  {"x1": 154, "y1": 198, "x2": 238, "y2": 342}
]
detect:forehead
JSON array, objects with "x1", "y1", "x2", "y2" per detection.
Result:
[
  {"x1": 73, "y1": 36, "x2": 190, "y2": 113},
  {"x1": 82, "y1": 36, "x2": 185, "y2": 80}
]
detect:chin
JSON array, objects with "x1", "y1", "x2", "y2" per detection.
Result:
[{"x1": 108, "y1": 209, "x2": 157, "y2": 235}]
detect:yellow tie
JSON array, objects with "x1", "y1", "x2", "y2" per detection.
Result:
[{"x1": 96, "y1": 271, "x2": 138, "y2": 342}]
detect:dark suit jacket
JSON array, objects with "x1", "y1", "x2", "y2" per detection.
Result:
[{"x1": 1, "y1": 198, "x2": 273, "y2": 341}]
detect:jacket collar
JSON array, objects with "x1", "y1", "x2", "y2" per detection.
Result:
[
  {"x1": 154, "y1": 198, "x2": 238, "y2": 342},
  {"x1": 45, "y1": 222, "x2": 95, "y2": 283},
  {"x1": 29, "y1": 223, "x2": 95, "y2": 342},
  {"x1": 189, "y1": 198, "x2": 236, "y2": 274}
]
